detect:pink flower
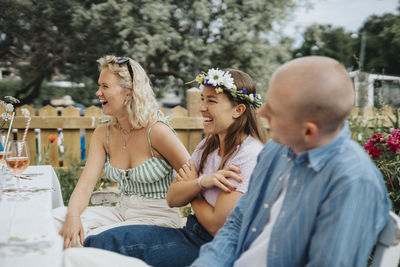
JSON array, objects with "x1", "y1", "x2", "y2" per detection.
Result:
[
  {"x1": 364, "y1": 140, "x2": 383, "y2": 158},
  {"x1": 371, "y1": 133, "x2": 386, "y2": 144},
  {"x1": 391, "y1": 129, "x2": 400, "y2": 139},
  {"x1": 387, "y1": 131, "x2": 400, "y2": 154}
]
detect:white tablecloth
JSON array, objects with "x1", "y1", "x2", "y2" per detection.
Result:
[{"x1": 0, "y1": 165, "x2": 64, "y2": 267}]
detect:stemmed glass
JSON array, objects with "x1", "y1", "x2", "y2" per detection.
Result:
[
  {"x1": 0, "y1": 135, "x2": 6, "y2": 200},
  {"x1": 5, "y1": 141, "x2": 30, "y2": 200},
  {"x1": 0, "y1": 135, "x2": 12, "y2": 181},
  {"x1": 0, "y1": 135, "x2": 7, "y2": 167}
]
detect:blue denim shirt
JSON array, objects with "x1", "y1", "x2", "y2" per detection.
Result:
[{"x1": 192, "y1": 122, "x2": 391, "y2": 267}]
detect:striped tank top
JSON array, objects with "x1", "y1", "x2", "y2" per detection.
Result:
[{"x1": 103, "y1": 115, "x2": 176, "y2": 199}]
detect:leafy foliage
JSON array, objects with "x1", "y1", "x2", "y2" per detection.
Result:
[
  {"x1": 293, "y1": 8, "x2": 400, "y2": 76},
  {"x1": 360, "y1": 13, "x2": 400, "y2": 76},
  {"x1": 55, "y1": 158, "x2": 109, "y2": 206},
  {"x1": 363, "y1": 130, "x2": 400, "y2": 214},
  {"x1": 349, "y1": 109, "x2": 400, "y2": 214},
  {"x1": 0, "y1": 0, "x2": 303, "y2": 105},
  {"x1": 293, "y1": 24, "x2": 358, "y2": 68}
]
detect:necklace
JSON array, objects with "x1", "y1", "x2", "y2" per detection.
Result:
[
  {"x1": 118, "y1": 122, "x2": 135, "y2": 135},
  {"x1": 119, "y1": 127, "x2": 133, "y2": 150},
  {"x1": 117, "y1": 122, "x2": 134, "y2": 150}
]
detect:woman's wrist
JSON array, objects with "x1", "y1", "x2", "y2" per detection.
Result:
[
  {"x1": 66, "y1": 211, "x2": 80, "y2": 218},
  {"x1": 198, "y1": 175, "x2": 206, "y2": 189}
]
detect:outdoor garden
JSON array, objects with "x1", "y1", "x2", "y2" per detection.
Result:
[{"x1": 1, "y1": 1, "x2": 400, "y2": 265}]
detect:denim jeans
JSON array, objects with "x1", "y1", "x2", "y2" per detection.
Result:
[{"x1": 83, "y1": 215, "x2": 213, "y2": 267}]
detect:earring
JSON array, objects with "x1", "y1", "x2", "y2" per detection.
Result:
[{"x1": 124, "y1": 99, "x2": 129, "y2": 105}]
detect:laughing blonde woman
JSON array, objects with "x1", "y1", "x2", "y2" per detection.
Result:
[{"x1": 53, "y1": 55, "x2": 190, "y2": 249}]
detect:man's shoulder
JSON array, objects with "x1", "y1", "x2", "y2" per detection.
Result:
[
  {"x1": 334, "y1": 138, "x2": 377, "y2": 171},
  {"x1": 258, "y1": 139, "x2": 286, "y2": 159},
  {"x1": 326, "y1": 138, "x2": 386, "y2": 193}
]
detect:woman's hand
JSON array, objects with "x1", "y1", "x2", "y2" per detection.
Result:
[
  {"x1": 198, "y1": 165, "x2": 243, "y2": 193},
  {"x1": 59, "y1": 215, "x2": 85, "y2": 249},
  {"x1": 176, "y1": 160, "x2": 199, "y2": 182},
  {"x1": 177, "y1": 160, "x2": 243, "y2": 193}
]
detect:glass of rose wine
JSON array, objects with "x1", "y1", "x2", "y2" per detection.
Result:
[
  {"x1": 0, "y1": 135, "x2": 12, "y2": 180},
  {"x1": 5, "y1": 141, "x2": 30, "y2": 200},
  {"x1": 0, "y1": 135, "x2": 6, "y2": 200}
]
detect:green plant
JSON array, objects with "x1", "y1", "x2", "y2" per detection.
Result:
[
  {"x1": 363, "y1": 129, "x2": 400, "y2": 214},
  {"x1": 39, "y1": 136, "x2": 108, "y2": 206},
  {"x1": 348, "y1": 105, "x2": 400, "y2": 214},
  {"x1": 55, "y1": 157, "x2": 109, "y2": 206}
]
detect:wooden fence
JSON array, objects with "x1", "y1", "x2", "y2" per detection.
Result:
[
  {"x1": 1, "y1": 87, "x2": 400, "y2": 168},
  {"x1": 0, "y1": 88, "x2": 207, "y2": 167}
]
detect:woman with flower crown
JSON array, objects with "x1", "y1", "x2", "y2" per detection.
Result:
[
  {"x1": 79, "y1": 68, "x2": 267, "y2": 267},
  {"x1": 53, "y1": 55, "x2": 190, "y2": 249}
]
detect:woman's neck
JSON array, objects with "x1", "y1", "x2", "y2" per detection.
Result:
[
  {"x1": 116, "y1": 115, "x2": 133, "y2": 131},
  {"x1": 217, "y1": 133, "x2": 248, "y2": 157}
]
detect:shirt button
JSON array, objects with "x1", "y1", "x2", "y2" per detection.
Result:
[
  {"x1": 287, "y1": 158, "x2": 291, "y2": 162},
  {"x1": 252, "y1": 227, "x2": 257, "y2": 232},
  {"x1": 264, "y1": 203, "x2": 269, "y2": 209}
]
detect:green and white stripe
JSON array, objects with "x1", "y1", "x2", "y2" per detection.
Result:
[
  {"x1": 103, "y1": 113, "x2": 176, "y2": 199},
  {"x1": 104, "y1": 157, "x2": 175, "y2": 199}
]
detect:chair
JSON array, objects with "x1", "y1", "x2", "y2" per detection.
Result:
[{"x1": 372, "y1": 211, "x2": 400, "y2": 267}]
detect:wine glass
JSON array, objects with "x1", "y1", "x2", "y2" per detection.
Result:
[
  {"x1": 5, "y1": 141, "x2": 30, "y2": 200},
  {"x1": 0, "y1": 135, "x2": 12, "y2": 181},
  {"x1": 0, "y1": 135, "x2": 7, "y2": 166},
  {"x1": 0, "y1": 135, "x2": 6, "y2": 200}
]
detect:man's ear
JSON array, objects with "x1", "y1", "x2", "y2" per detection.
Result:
[
  {"x1": 233, "y1": 104, "x2": 246, "y2": 119},
  {"x1": 303, "y1": 121, "x2": 319, "y2": 142}
]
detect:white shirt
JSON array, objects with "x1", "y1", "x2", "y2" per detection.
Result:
[{"x1": 233, "y1": 177, "x2": 289, "y2": 267}]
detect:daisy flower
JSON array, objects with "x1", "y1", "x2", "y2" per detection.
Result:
[{"x1": 207, "y1": 68, "x2": 225, "y2": 86}]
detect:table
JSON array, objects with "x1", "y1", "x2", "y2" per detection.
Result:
[{"x1": 0, "y1": 165, "x2": 64, "y2": 267}]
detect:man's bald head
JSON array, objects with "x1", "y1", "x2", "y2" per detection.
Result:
[{"x1": 268, "y1": 56, "x2": 354, "y2": 133}]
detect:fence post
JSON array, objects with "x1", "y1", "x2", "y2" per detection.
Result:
[
  {"x1": 61, "y1": 106, "x2": 81, "y2": 167},
  {"x1": 170, "y1": 106, "x2": 189, "y2": 150},
  {"x1": 84, "y1": 106, "x2": 102, "y2": 158},
  {"x1": 38, "y1": 105, "x2": 59, "y2": 167},
  {"x1": 186, "y1": 87, "x2": 203, "y2": 154}
]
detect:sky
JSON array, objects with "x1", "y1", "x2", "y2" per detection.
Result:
[{"x1": 283, "y1": 0, "x2": 399, "y2": 47}]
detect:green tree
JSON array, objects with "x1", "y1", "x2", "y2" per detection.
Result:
[
  {"x1": 359, "y1": 13, "x2": 400, "y2": 76},
  {"x1": 293, "y1": 24, "x2": 358, "y2": 69},
  {"x1": 293, "y1": 9, "x2": 400, "y2": 76},
  {"x1": 0, "y1": 0, "x2": 304, "y2": 105}
]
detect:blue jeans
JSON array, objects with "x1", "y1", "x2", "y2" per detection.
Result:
[{"x1": 83, "y1": 215, "x2": 213, "y2": 267}]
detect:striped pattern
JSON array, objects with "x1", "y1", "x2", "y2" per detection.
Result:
[
  {"x1": 104, "y1": 157, "x2": 175, "y2": 199},
  {"x1": 193, "y1": 122, "x2": 391, "y2": 267},
  {"x1": 103, "y1": 113, "x2": 176, "y2": 199}
]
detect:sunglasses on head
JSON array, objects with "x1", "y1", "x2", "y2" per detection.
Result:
[{"x1": 116, "y1": 57, "x2": 134, "y2": 83}]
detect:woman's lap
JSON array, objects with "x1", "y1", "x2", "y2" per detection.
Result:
[{"x1": 84, "y1": 215, "x2": 213, "y2": 267}]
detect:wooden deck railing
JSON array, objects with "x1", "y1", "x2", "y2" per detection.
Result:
[{"x1": 1, "y1": 87, "x2": 400, "y2": 168}]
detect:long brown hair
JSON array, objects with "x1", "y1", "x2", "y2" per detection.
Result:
[{"x1": 198, "y1": 69, "x2": 267, "y2": 173}]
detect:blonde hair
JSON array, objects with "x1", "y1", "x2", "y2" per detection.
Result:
[{"x1": 97, "y1": 55, "x2": 159, "y2": 128}]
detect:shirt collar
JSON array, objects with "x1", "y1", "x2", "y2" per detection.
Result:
[{"x1": 286, "y1": 121, "x2": 351, "y2": 172}]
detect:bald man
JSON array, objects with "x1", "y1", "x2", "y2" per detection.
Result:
[{"x1": 192, "y1": 56, "x2": 391, "y2": 267}]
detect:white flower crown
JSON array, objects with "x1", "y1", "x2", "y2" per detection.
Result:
[{"x1": 192, "y1": 68, "x2": 262, "y2": 109}]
